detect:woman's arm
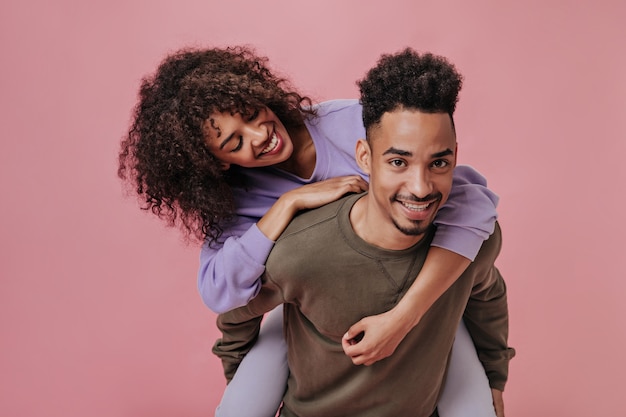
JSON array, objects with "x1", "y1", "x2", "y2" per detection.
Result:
[
  {"x1": 342, "y1": 165, "x2": 498, "y2": 364},
  {"x1": 198, "y1": 220, "x2": 273, "y2": 314},
  {"x1": 199, "y1": 175, "x2": 368, "y2": 313}
]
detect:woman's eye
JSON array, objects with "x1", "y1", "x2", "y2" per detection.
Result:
[{"x1": 230, "y1": 136, "x2": 243, "y2": 153}]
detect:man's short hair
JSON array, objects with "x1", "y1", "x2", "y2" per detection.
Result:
[{"x1": 358, "y1": 48, "x2": 463, "y2": 135}]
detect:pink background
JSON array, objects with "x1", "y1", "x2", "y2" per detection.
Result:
[{"x1": 1, "y1": 1, "x2": 624, "y2": 415}]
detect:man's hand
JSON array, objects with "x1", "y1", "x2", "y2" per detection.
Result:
[
  {"x1": 341, "y1": 308, "x2": 414, "y2": 366},
  {"x1": 491, "y1": 388, "x2": 505, "y2": 417}
]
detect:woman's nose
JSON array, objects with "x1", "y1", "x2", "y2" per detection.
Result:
[{"x1": 246, "y1": 124, "x2": 267, "y2": 146}]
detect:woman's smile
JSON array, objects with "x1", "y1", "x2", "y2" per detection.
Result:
[{"x1": 205, "y1": 107, "x2": 294, "y2": 168}]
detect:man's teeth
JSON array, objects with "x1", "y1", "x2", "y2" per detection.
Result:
[
  {"x1": 261, "y1": 133, "x2": 278, "y2": 154},
  {"x1": 401, "y1": 201, "x2": 430, "y2": 211}
]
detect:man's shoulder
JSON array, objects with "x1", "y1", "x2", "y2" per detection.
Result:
[
  {"x1": 465, "y1": 222, "x2": 503, "y2": 279},
  {"x1": 266, "y1": 194, "x2": 360, "y2": 282},
  {"x1": 276, "y1": 193, "x2": 359, "y2": 244},
  {"x1": 476, "y1": 222, "x2": 502, "y2": 259}
]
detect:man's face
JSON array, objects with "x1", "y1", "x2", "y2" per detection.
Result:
[{"x1": 355, "y1": 109, "x2": 457, "y2": 246}]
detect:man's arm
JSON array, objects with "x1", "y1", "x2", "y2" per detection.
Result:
[
  {"x1": 212, "y1": 280, "x2": 284, "y2": 382},
  {"x1": 462, "y1": 223, "x2": 516, "y2": 392}
]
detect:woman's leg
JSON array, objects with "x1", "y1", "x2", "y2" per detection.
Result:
[
  {"x1": 437, "y1": 320, "x2": 496, "y2": 417},
  {"x1": 215, "y1": 305, "x2": 288, "y2": 417}
]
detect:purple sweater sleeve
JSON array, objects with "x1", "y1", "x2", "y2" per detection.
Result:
[
  {"x1": 196, "y1": 101, "x2": 498, "y2": 312},
  {"x1": 199, "y1": 165, "x2": 498, "y2": 312},
  {"x1": 432, "y1": 165, "x2": 499, "y2": 261},
  {"x1": 198, "y1": 221, "x2": 275, "y2": 313}
]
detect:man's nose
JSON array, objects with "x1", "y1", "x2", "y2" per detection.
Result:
[{"x1": 406, "y1": 171, "x2": 434, "y2": 199}]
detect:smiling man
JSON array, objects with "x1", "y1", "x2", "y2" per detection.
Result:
[
  {"x1": 213, "y1": 48, "x2": 514, "y2": 417},
  {"x1": 351, "y1": 110, "x2": 457, "y2": 249}
]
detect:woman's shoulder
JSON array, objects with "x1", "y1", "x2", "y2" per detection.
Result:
[
  {"x1": 305, "y1": 99, "x2": 364, "y2": 134},
  {"x1": 312, "y1": 99, "x2": 361, "y2": 117}
]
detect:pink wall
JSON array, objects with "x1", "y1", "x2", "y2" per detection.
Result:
[{"x1": 1, "y1": 0, "x2": 624, "y2": 415}]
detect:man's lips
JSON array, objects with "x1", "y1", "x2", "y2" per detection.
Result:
[
  {"x1": 395, "y1": 196, "x2": 440, "y2": 220},
  {"x1": 400, "y1": 201, "x2": 432, "y2": 211}
]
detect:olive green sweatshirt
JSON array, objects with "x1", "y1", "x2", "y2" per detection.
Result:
[{"x1": 214, "y1": 193, "x2": 514, "y2": 417}]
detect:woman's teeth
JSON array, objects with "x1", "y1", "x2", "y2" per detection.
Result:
[{"x1": 260, "y1": 133, "x2": 278, "y2": 154}]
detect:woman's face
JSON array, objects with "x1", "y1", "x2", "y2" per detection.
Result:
[{"x1": 204, "y1": 107, "x2": 293, "y2": 169}]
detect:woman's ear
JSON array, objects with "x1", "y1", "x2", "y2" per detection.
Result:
[
  {"x1": 219, "y1": 161, "x2": 231, "y2": 171},
  {"x1": 355, "y1": 139, "x2": 372, "y2": 175}
]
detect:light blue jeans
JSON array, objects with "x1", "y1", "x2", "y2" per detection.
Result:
[{"x1": 215, "y1": 306, "x2": 496, "y2": 417}]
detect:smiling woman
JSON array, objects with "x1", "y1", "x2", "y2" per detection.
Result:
[
  {"x1": 118, "y1": 46, "x2": 319, "y2": 244},
  {"x1": 204, "y1": 107, "x2": 295, "y2": 170},
  {"x1": 118, "y1": 46, "x2": 503, "y2": 417}
]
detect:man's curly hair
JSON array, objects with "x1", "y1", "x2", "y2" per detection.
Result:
[
  {"x1": 358, "y1": 48, "x2": 463, "y2": 136},
  {"x1": 118, "y1": 46, "x2": 314, "y2": 244}
]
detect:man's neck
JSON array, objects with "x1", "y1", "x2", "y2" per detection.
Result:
[{"x1": 349, "y1": 194, "x2": 425, "y2": 251}]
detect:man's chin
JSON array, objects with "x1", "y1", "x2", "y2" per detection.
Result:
[{"x1": 393, "y1": 219, "x2": 431, "y2": 236}]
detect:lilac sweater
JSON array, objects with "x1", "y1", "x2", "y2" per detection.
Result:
[{"x1": 198, "y1": 100, "x2": 499, "y2": 313}]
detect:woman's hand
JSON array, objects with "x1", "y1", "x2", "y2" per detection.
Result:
[
  {"x1": 341, "y1": 307, "x2": 414, "y2": 366},
  {"x1": 283, "y1": 175, "x2": 368, "y2": 211},
  {"x1": 258, "y1": 175, "x2": 368, "y2": 241}
]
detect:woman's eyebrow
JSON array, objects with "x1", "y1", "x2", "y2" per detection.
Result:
[{"x1": 219, "y1": 132, "x2": 235, "y2": 150}]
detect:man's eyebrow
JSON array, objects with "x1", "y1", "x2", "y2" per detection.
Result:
[
  {"x1": 381, "y1": 147, "x2": 454, "y2": 158},
  {"x1": 382, "y1": 147, "x2": 412, "y2": 157},
  {"x1": 432, "y1": 148, "x2": 454, "y2": 158}
]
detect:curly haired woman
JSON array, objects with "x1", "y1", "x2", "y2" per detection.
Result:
[{"x1": 119, "y1": 46, "x2": 500, "y2": 417}]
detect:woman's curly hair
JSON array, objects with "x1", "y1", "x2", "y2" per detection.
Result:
[
  {"x1": 358, "y1": 48, "x2": 463, "y2": 134},
  {"x1": 118, "y1": 46, "x2": 314, "y2": 244}
]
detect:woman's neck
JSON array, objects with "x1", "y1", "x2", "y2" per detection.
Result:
[{"x1": 276, "y1": 124, "x2": 316, "y2": 179}]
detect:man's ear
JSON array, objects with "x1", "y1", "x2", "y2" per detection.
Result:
[
  {"x1": 355, "y1": 139, "x2": 372, "y2": 175},
  {"x1": 453, "y1": 143, "x2": 458, "y2": 167},
  {"x1": 219, "y1": 161, "x2": 231, "y2": 171}
]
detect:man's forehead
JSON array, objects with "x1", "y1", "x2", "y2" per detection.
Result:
[
  {"x1": 369, "y1": 109, "x2": 456, "y2": 147},
  {"x1": 371, "y1": 107, "x2": 450, "y2": 126}
]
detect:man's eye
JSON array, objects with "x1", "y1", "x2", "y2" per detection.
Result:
[
  {"x1": 432, "y1": 160, "x2": 449, "y2": 168},
  {"x1": 390, "y1": 159, "x2": 406, "y2": 167}
]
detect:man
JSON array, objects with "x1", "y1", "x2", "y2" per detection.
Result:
[{"x1": 213, "y1": 48, "x2": 514, "y2": 417}]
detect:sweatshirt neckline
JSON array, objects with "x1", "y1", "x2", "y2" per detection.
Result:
[{"x1": 337, "y1": 193, "x2": 433, "y2": 259}]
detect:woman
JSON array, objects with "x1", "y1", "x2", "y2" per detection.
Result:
[{"x1": 118, "y1": 46, "x2": 500, "y2": 417}]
